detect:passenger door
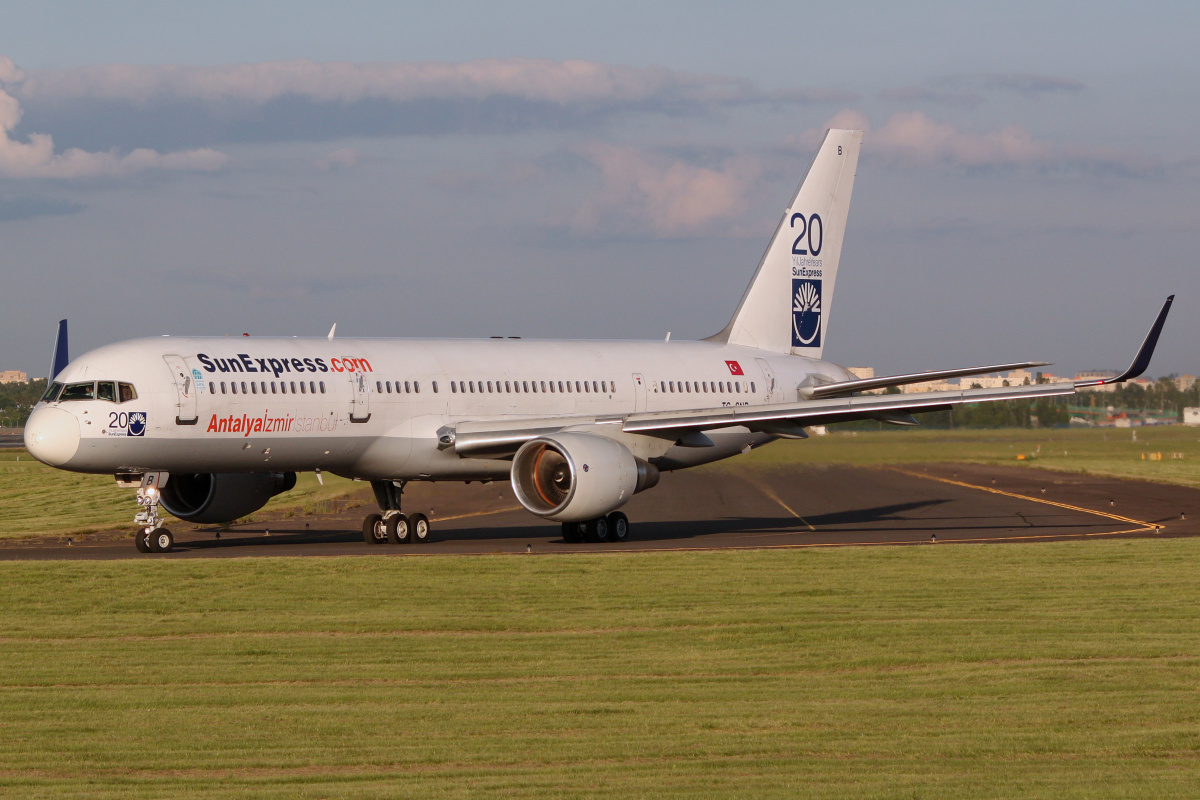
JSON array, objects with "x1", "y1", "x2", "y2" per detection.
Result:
[
  {"x1": 162, "y1": 354, "x2": 199, "y2": 425},
  {"x1": 632, "y1": 373, "x2": 647, "y2": 412},
  {"x1": 349, "y1": 372, "x2": 371, "y2": 423},
  {"x1": 755, "y1": 358, "x2": 778, "y2": 403}
]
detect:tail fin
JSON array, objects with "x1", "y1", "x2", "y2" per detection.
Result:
[
  {"x1": 708, "y1": 129, "x2": 861, "y2": 357},
  {"x1": 50, "y1": 319, "x2": 69, "y2": 380}
]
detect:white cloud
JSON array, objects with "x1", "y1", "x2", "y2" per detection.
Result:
[
  {"x1": 0, "y1": 57, "x2": 228, "y2": 179},
  {"x1": 10, "y1": 57, "x2": 825, "y2": 108},
  {"x1": 568, "y1": 143, "x2": 763, "y2": 238},
  {"x1": 315, "y1": 147, "x2": 359, "y2": 171},
  {"x1": 792, "y1": 109, "x2": 1154, "y2": 174}
]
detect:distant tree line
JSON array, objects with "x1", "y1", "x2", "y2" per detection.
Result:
[
  {"x1": 0, "y1": 378, "x2": 47, "y2": 427},
  {"x1": 832, "y1": 375, "x2": 1200, "y2": 431}
]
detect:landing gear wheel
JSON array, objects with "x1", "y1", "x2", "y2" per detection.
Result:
[
  {"x1": 410, "y1": 513, "x2": 431, "y2": 543},
  {"x1": 387, "y1": 514, "x2": 411, "y2": 544},
  {"x1": 561, "y1": 521, "x2": 582, "y2": 543},
  {"x1": 363, "y1": 513, "x2": 386, "y2": 545},
  {"x1": 135, "y1": 529, "x2": 152, "y2": 553},
  {"x1": 148, "y1": 527, "x2": 174, "y2": 553},
  {"x1": 608, "y1": 512, "x2": 629, "y2": 542},
  {"x1": 584, "y1": 516, "x2": 610, "y2": 543}
]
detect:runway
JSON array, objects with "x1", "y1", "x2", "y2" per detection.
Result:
[{"x1": 3, "y1": 462, "x2": 1196, "y2": 560}]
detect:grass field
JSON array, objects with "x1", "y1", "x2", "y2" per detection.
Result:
[
  {"x1": 1, "y1": 425, "x2": 1198, "y2": 538},
  {"x1": 1, "y1": 541, "x2": 1198, "y2": 798},
  {"x1": 726, "y1": 425, "x2": 1200, "y2": 486}
]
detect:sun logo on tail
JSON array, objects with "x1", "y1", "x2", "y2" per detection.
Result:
[{"x1": 791, "y1": 279, "x2": 822, "y2": 347}]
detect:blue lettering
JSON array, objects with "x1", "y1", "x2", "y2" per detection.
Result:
[{"x1": 197, "y1": 353, "x2": 216, "y2": 372}]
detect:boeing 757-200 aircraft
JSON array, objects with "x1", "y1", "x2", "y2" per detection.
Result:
[{"x1": 23, "y1": 130, "x2": 1174, "y2": 553}]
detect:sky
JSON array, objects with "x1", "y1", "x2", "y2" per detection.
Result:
[{"x1": 2, "y1": 1, "x2": 1198, "y2": 379}]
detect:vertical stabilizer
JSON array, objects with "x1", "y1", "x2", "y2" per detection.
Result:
[
  {"x1": 709, "y1": 129, "x2": 861, "y2": 356},
  {"x1": 50, "y1": 319, "x2": 69, "y2": 380}
]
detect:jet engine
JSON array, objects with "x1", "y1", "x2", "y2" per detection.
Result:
[
  {"x1": 511, "y1": 433, "x2": 659, "y2": 522},
  {"x1": 159, "y1": 472, "x2": 297, "y2": 524}
]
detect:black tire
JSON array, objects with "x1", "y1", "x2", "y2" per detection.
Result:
[
  {"x1": 363, "y1": 513, "x2": 385, "y2": 545},
  {"x1": 148, "y1": 527, "x2": 174, "y2": 553},
  {"x1": 561, "y1": 521, "x2": 582, "y2": 543},
  {"x1": 135, "y1": 529, "x2": 151, "y2": 553},
  {"x1": 608, "y1": 512, "x2": 629, "y2": 542},
  {"x1": 410, "y1": 513, "x2": 431, "y2": 543},
  {"x1": 584, "y1": 516, "x2": 610, "y2": 543},
  {"x1": 387, "y1": 514, "x2": 411, "y2": 544}
]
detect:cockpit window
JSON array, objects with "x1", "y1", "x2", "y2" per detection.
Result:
[
  {"x1": 97, "y1": 382, "x2": 117, "y2": 403},
  {"x1": 59, "y1": 382, "x2": 96, "y2": 401},
  {"x1": 41, "y1": 382, "x2": 64, "y2": 403},
  {"x1": 119, "y1": 383, "x2": 137, "y2": 402}
]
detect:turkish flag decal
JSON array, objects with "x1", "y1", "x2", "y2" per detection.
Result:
[{"x1": 725, "y1": 360, "x2": 744, "y2": 375}]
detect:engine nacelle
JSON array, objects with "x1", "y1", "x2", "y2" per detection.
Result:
[
  {"x1": 511, "y1": 433, "x2": 659, "y2": 522},
  {"x1": 160, "y1": 472, "x2": 297, "y2": 524}
]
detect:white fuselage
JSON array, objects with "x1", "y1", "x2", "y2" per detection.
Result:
[{"x1": 29, "y1": 336, "x2": 852, "y2": 480}]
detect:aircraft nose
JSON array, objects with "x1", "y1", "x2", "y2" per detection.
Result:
[{"x1": 24, "y1": 407, "x2": 81, "y2": 467}]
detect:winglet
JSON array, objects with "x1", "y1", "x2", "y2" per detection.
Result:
[
  {"x1": 50, "y1": 319, "x2": 69, "y2": 380},
  {"x1": 327, "y1": 323, "x2": 336, "y2": 342},
  {"x1": 1077, "y1": 295, "x2": 1174, "y2": 387}
]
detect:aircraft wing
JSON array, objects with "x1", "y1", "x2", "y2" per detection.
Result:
[
  {"x1": 621, "y1": 381, "x2": 1074, "y2": 437},
  {"x1": 445, "y1": 295, "x2": 1173, "y2": 457}
]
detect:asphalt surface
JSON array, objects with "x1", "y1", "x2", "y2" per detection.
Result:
[{"x1": 3, "y1": 462, "x2": 1197, "y2": 560}]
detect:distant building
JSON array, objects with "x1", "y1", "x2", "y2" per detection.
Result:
[
  {"x1": 1075, "y1": 371, "x2": 1119, "y2": 392},
  {"x1": 0, "y1": 370, "x2": 28, "y2": 384},
  {"x1": 1173, "y1": 375, "x2": 1197, "y2": 391},
  {"x1": 1184, "y1": 407, "x2": 1200, "y2": 426}
]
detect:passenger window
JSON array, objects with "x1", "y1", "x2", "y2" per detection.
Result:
[
  {"x1": 251, "y1": 383, "x2": 258, "y2": 394},
  {"x1": 59, "y1": 382, "x2": 95, "y2": 401},
  {"x1": 310, "y1": 381, "x2": 316, "y2": 394},
  {"x1": 320, "y1": 382, "x2": 326, "y2": 393},
  {"x1": 431, "y1": 381, "x2": 437, "y2": 393},
  {"x1": 751, "y1": 382, "x2": 756, "y2": 393},
  {"x1": 300, "y1": 382, "x2": 306, "y2": 394},
  {"x1": 241, "y1": 382, "x2": 248, "y2": 394},
  {"x1": 405, "y1": 381, "x2": 411, "y2": 393},
  {"x1": 96, "y1": 382, "x2": 117, "y2": 402},
  {"x1": 290, "y1": 382, "x2": 297, "y2": 393},
  {"x1": 231, "y1": 383, "x2": 238, "y2": 395},
  {"x1": 414, "y1": 381, "x2": 420, "y2": 393},
  {"x1": 221, "y1": 382, "x2": 227, "y2": 394},
  {"x1": 271, "y1": 382, "x2": 277, "y2": 394},
  {"x1": 376, "y1": 381, "x2": 383, "y2": 393}
]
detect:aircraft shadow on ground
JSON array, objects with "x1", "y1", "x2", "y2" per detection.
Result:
[{"x1": 169, "y1": 495, "x2": 1131, "y2": 552}]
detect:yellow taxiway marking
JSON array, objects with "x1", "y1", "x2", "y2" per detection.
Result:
[
  {"x1": 432, "y1": 506, "x2": 524, "y2": 523},
  {"x1": 889, "y1": 468, "x2": 1161, "y2": 535},
  {"x1": 751, "y1": 480, "x2": 816, "y2": 531}
]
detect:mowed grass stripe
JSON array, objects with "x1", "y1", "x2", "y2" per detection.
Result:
[{"x1": 1, "y1": 543, "x2": 1199, "y2": 798}]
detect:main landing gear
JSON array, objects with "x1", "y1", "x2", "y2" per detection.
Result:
[
  {"x1": 132, "y1": 473, "x2": 174, "y2": 553},
  {"x1": 364, "y1": 480, "x2": 431, "y2": 547},
  {"x1": 562, "y1": 511, "x2": 629, "y2": 544}
]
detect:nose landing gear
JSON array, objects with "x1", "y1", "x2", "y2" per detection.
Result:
[{"x1": 132, "y1": 472, "x2": 174, "y2": 553}]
